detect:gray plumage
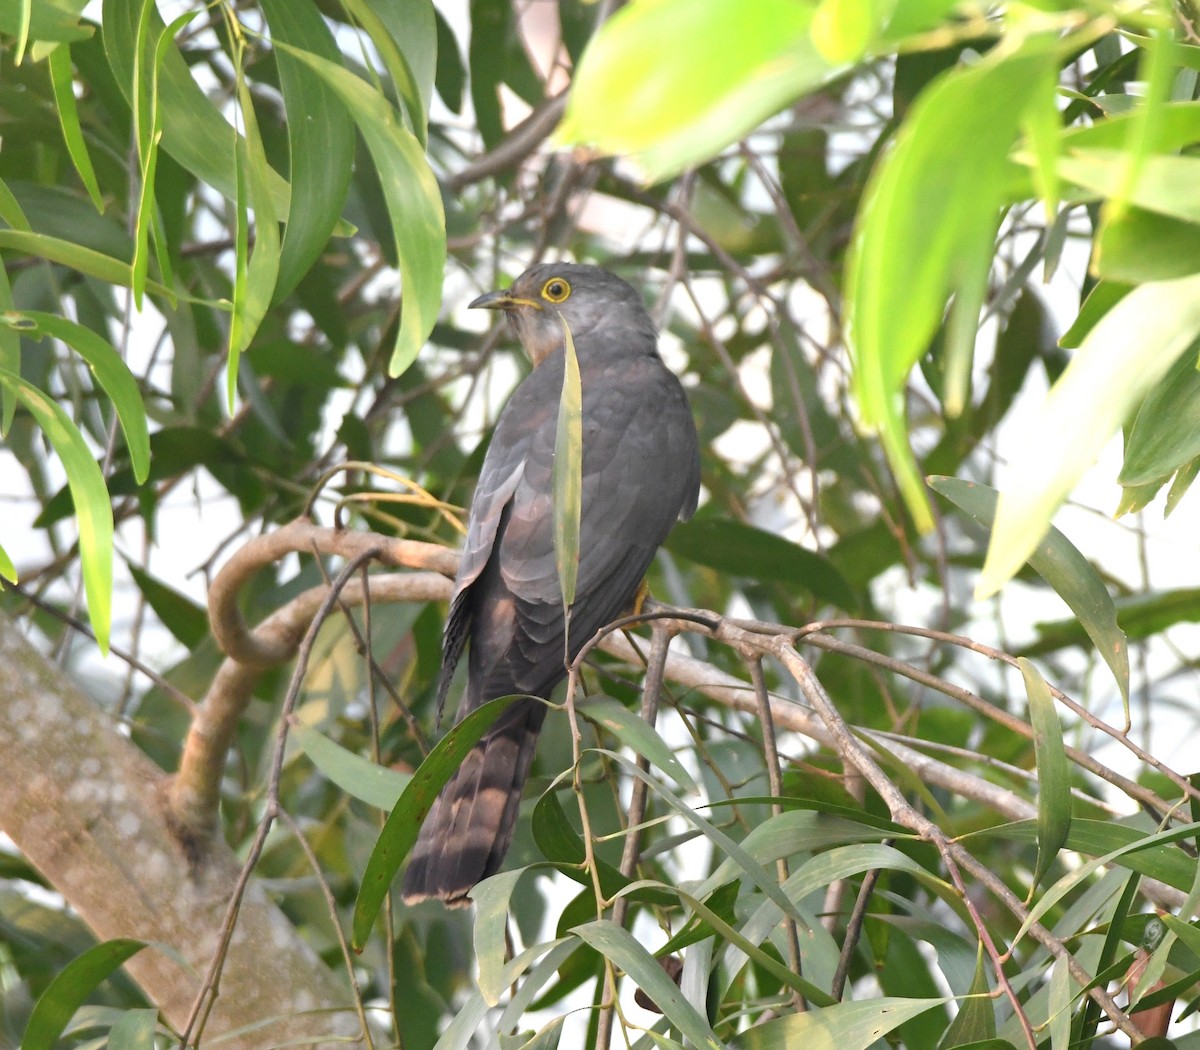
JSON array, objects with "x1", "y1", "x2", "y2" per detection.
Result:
[{"x1": 401, "y1": 263, "x2": 700, "y2": 906}]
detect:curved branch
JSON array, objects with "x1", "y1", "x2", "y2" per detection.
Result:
[
  {"x1": 207, "y1": 517, "x2": 457, "y2": 668},
  {"x1": 173, "y1": 547, "x2": 451, "y2": 837}
]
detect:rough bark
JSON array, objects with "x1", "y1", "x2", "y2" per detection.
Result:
[{"x1": 0, "y1": 615, "x2": 362, "y2": 1048}]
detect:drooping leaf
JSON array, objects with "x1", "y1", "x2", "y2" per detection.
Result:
[
  {"x1": 1019, "y1": 658, "x2": 1071, "y2": 893},
  {"x1": 848, "y1": 34, "x2": 1062, "y2": 533},
  {"x1": 937, "y1": 946, "x2": 995, "y2": 1048},
  {"x1": 9, "y1": 312, "x2": 150, "y2": 483},
  {"x1": 260, "y1": 0, "x2": 355, "y2": 300},
  {"x1": 977, "y1": 272, "x2": 1200, "y2": 596},
  {"x1": 553, "y1": 317, "x2": 583, "y2": 614},
  {"x1": 0, "y1": 367, "x2": 113, "y2": 653},
  {"x1": 47, "y1": 45, "x2": 104, "y2": 212},
  {"x1": 576, "y1": 695, "x2": 697, "y2": 792},
  {"x1": 275, "y1": 43, "x2": 445, "y2": 377},
  {"x1": 227, "y1": 54, "x2": 281, "y2": 409},
  {"x1": 102, "y1": 0, "x2": 290, "y2": 214},
  {"x1": 570, "y1": 920, "x2": 722, "y2": 1048}
]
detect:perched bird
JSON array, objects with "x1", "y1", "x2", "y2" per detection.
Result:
[{"x1": 401, "y1": 263, "x2": 701, "y2": 906}]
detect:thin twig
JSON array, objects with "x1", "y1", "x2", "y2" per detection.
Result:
[
  {"x1": 747, "y1": 655, "x2": 806, "y2": 1012},
  {"x1": 597, "y1": 623, "x2": 674, "y2": 1050}
]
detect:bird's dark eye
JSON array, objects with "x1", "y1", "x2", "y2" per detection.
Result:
[{"x1": 541, "y1": 278, "x2": 571, "y2": 303}]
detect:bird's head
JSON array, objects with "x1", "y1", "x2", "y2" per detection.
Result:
[{"x1": 469, "y1": 263, "x2": 654, "y2": 365}]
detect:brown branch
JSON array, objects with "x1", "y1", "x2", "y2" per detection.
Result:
[
  {"x1": 772, "y1": 640, "x2": 1146, "y2": 1045},
  {"x1": 169, "y1": 520, "x2": 454, "y2": 839}
]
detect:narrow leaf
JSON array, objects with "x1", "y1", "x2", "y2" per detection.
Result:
[
  {"x1": 472, "y1": 868, "x2": 525, "y2": 1005},
  {"x1": 276, "y1": 43, "x2": 445, "y2": 377},
  {"x1": 103, "y1": 0, "x2": 290, "y2": 215},
  {"x1": 929, "y1": 476, "x2": 1129, "y2": 702},
  {"x1": 938, "y1": 946, "x2": 995, "y2": 1047},
  {"x1": 570, "y1": 920, "x2": 722, "y2": 1048},
  {"x1": 1120, "y1": 343, "x2": 1200, "y2": 486},
  {"x1": 259, "y1": 0, "x2": 354, "y2": 300},
  {"x1": 352, "y1": 694, "x2": 532, "y2": 948},
  {"x1": 0, "y1": 230, "x2": 176, "y2": 301},
  {"x1": 0, "y1": 367, "x2": 113, "y2": 653},
  {"x1": 729, "y1": 996, "x2": 952, "y2": 1050},
  {"x1": 1019, "y1": 658, "x2": 1071, "y2": 893},
  {"x1": 21, "y1": 939, "x2": 146, "y2": 1050},
  {"x1": 977, "y1": 271, "x2": 1200, "y2": 597},
  {"x1": 553, "y1": 316, "x2": 583, "y2": 612},
  {"x1": 576, "y1": 695, "x2": 696, "y2": 791},
  {"x1": 226, "y1": 56, "x2": 281, "y2": 410},
  {"x1": 11, "y1": 312, "x2": 150, "y2": 483},
  {"x1": 291, "y1": 721, "x2": 410, "y2": 810},
  {"x1": 48, "y1": 44, "x2": 104, "y2": 212}
]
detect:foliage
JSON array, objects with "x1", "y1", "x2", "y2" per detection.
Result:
[{"x1": 2, "y1": 0, "x2": 1200, "y2": 1048}]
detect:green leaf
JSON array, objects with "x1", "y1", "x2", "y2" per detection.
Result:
[
  {"x1": 107, "y1": 1009, "x2": 158, "y2": 1050},
  {"x1": 554, "y1": 317, "x2": 583, "y2": 613},
  {"x1": 938, "y1": 946, "x2": 995, "y2": 1048},
  {"x1": 1120, "y1": 342, "x2": 1200, "y2": 486},
  {"x1": 531, "y1": 790, "x2": 670, "y2": 905},
  {"x1": 557, "y1": 0, "x2": 836, "y2": 183},
  {"x1": 0, "y1": 263, "x2": 19, "y2": 432},
  {"x1": 811, "y1": 0, "x2": 878, "y2": 64},
  {"x1": 667, "y1": 517, "x2": 858, "y2": 610},
  {"x1": 275, "y1": 43, "x2": 445, "y2": 378},
  {"x1": 1055, "y1": 148, "x2": 1200, "y2": 225},
  {"x1": 0, "y1": 0, "x2": 90, "y2": 45},
  {"x1": 48, "y1": 45, "x2": 104, "y2": 212},
  {"x1": 929, "y1": 476, "x2": 1129, "y2": 703},
  {"x1": 21, "y1": 939, "x2": 146, "y2": 1050},
  {"x1": 1059, "y1": 280, "x2": 1131, "y2": 349},
  {"x1": 227, "y1": 56, "x2": 281, "y2": 409},
  {"x1": 125, "y1": 563, "x2": 206, "y2": 648},
  {"x1": 102, "y1": 0, "x2": 290, "y2": 215},
  {"x1": 471, "y1": 868, "x2": 525, "y2": 1005},
  {"x1": 9, "y1": 312, "x2": 150, "y2": 483},
  {"x1": 848, "y1": 35, "x2": 1062, "y2": 533},
  {"x1": 729, "y1": 996, "x2": 952, "y2": 1049},
  {"x1": 570, "y1": 920, "x2": 722, "y2": 1048},
  {"x1": 976, "y1": 272, "x2": 1200, "y2": 597},
  {"x1": 576, "y1": 695, "x2": 697, "y2": 792},
  {"x1": 0, "y1": 229, "x2": 176, "y2": 301},
  {"x1": 339, "y1": 0, "x2": 433, "y2": 145},
  {"x1": 1096, "y1": 207, "x2": 1200, "y2": 283},
  {"x1": 1019, "y1": 658, "x2": 1071, "y2": 893},
  {"x1": 352, "y1": 694, "x2": 532, "y2": 948},
  {"x1": 0, "y1": 367, "x2": 113, "y2": 653},
  {"x1": 260, "y1": 0, "x2": 355, "y2": 300},
  {"x1": 0, "y1": 543, "x2": 16, "y2": 584},
  {"x1": 291, "y1": 721, "x2": 410, "y2": 810}
]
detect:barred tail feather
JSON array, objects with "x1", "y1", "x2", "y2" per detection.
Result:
[{"x1": 401, "y1": 699, "x2": 546, "y2": 906}]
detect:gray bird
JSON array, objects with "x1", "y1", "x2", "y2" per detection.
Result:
[{"x1": 401, "y1": 263, "x2": 700, "y2": 906}]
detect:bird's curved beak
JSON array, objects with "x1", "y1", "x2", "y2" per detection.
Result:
[{"x1": 469, "y1": 289, "x2": 541, "y2": 311}]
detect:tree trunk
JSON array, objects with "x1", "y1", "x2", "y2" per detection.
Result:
[{"x1": 0, "y1": 615, "x2": 364, "y2": 1048}]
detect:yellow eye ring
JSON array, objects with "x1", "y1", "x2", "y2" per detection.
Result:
[{"x1": 541, "y1": 277, "x2": 571, "y2": 303}]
